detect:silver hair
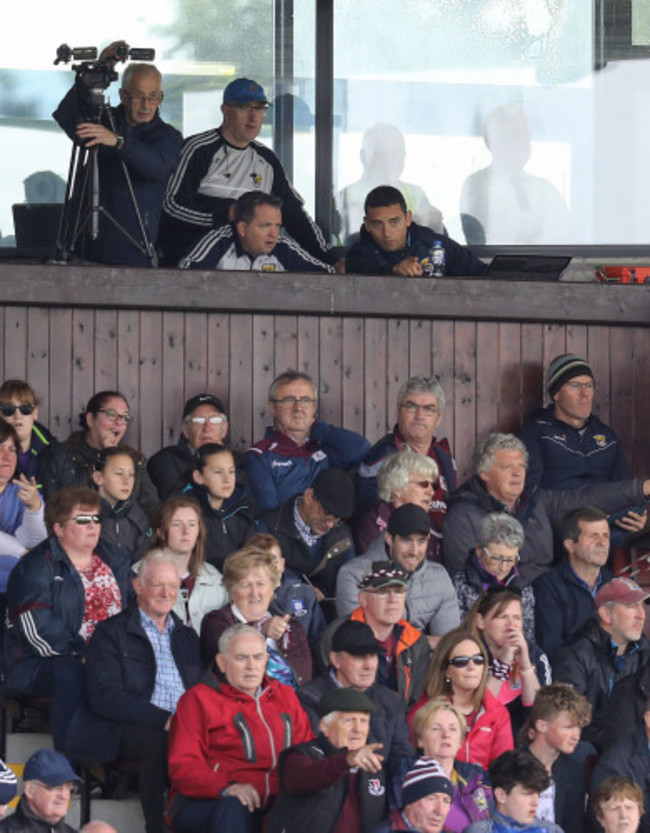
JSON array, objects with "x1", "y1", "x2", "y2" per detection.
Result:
[
  {"x1": 218, "y1": 622, "x2": 266, "y2": 657},
  {"x1": 474, "y1": 433, "x2": 528, "y2": 476},
  {"x1": 121, "y1": 63, "x2": 162, "y2": 92},
  {"x1": 378, "y1": 450, "x2": 439, "y2": 502},
  {"x1": 396, "y1": 375, "x2": 446, "y2": 411},
  {"x1": 477, "y1": 512, "x2": 525, "y2": 550},
  {"x1": 136, "y1": 549, "x2": 181, "y2": 583},
  {"x1": 268, "y1": 370, "x2": 317, "y2": 402},
  {"x1": 320, "y1": 710, "x2": 339, "y2": 727}
]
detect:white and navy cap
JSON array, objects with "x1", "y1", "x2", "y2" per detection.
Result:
[{"x1": 402, "y1": 756, "x2": 454, "y2": 805}]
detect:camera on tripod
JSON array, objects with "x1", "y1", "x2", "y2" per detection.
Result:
[{"x1": 54, "y1": 43, "x2": 155, "y2": 121}]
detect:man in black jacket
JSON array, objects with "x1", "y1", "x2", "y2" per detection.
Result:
[
  {"x1": 0, "y1": 749, "x2": 80, "y2": 833},
  {"x1": 53, "y1": 40, "x2": 182, "y2": 267},
  {"x1": 346, "y1": 185, "x2": 486, "y2": 277},
  {"x1": 66, "y1": 552, "x2": 202, "y2": 833},
  {"x1": 553, "y1": 577, "x2": 650, "y2": 751}
]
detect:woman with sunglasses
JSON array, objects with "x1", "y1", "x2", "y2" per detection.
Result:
[
  {"x1": 466, "y1": 588, "x2": 551, "y2": 738},
  {"x1": 56, "y1": 390, "x2": 159, "y2": 520},
  {"x1": 3, "y1": 485, "x2": 132, "y2": 752},
  {"x1": 452, "y1": 513, "x2": 536, "y2": 640},
  {"x1": 409, "y1": 627, "x2": 514, "y2": 769},
  {"x1": 354, "y1": 449, "x2": 444, "y2": 562},
  {"x1": 0, "y1": 379, "x2": 70, "y2": 501}
]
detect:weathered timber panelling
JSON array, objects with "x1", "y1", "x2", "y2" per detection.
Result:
[{"x1": 1, "y1": 305, "x2": 648, "y2": 483}]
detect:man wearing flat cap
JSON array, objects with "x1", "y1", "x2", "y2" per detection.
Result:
[
  {"x1": 267, "y1": 687, "x2": 387, "y2": 833},
  {"x1": 553, "y1": 576, "x2": 650, "y2": 750},
  {"x1": 158, "y1": 77, "x2": 336, "y2": 267},
  {"x1": 298, "y1": 619, "x2": 414, "y2": 797},
  {"x1": 0, "y1": 749, "x2": 80, "y2": 833},
  {"x1": 261, "y1": 466, "x2": 357, "y2": 621},
  {"x1": 321, "y1": 561, "x2": 430, "y2": 708},
  {"x1": 336, "y1": 503, "x2": 460, "y2": 644},
  {"x1": 374, "y1": 756, "x2": 454, "y2": 833}
]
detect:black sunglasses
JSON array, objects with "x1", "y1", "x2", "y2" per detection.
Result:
[
  {"x1": 0, "y1": 403, "x2": 35, "y2": 417},
  {"x1": 447, "y1": 654, "x2": 486, "y2": 668}
]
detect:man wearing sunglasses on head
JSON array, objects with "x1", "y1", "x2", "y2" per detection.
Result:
[
  {"x1": 4, "y1": 486, "x2": 132, "y2": 752},
  {"x1": 53, "y1": 39, "x2": 182, "y2": 266},
  {"x1": 148, "y1": 393, "x2": 250, "y2": 502}
]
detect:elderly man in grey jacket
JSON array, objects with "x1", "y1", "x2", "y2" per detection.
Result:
[{"x1": 336, "y1": 503, "x2": 460, "y2": 647}]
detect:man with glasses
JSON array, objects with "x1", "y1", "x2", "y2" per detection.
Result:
[
  {"x1": 158, "y1": 77, "x2": 336, "y2": 268},
  {"x1": 0, "y1": 749, "x2": 80, "y2": 833},
  {"x1": 260, "y1": 467, "x2": 356, "y2": 622},
  {"x1": 53, "y1": 40, "x2": 182, "y2": 266},
  {"x1": 148, "y1": 393, "x2": 235, "y2": 500},
  {"x1": 248, "y1": 370, "x2": 370, "y2": 512},
  {"x1": 321, "y1": 561, "x2": 430, "y2": 708},
  {"x1": 336, "y1": 504, "x2": 459, "y2": 645},
  {"x1": 358, "y1": 376, "x2": 456, "y2": 526}
]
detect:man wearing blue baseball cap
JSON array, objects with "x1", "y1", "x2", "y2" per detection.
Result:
[
  {"x1": 158, "y1": 76, "x2": 336, "y2": 268},
  {"x1": 0, "y1": 749, "x2": 80, "y2": 833}
]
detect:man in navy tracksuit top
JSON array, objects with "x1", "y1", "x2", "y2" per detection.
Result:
[
  {"x1": 179, "y1": 191, "x2": 333, "y2": 273},
  {"x1": 346, "y1": 185, "x2": 487, "y2": 277},
  {"x1": 158, "y1": 77, "x2": 336, "y2": 267}
]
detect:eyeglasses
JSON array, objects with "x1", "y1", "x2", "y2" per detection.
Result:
[
  {"x1": 482, "y1": 547, "x2": 520, "y2": 568},
  {"x1": 271, "y1": 396, "x2": 316, "y2": 407},
  {"x1": 565, "y1": 381, "x2": 595, "y2": 392},
  {"x1": 400, "y1": 401, "x2": 441, "y2": 415},
  {"x1": 126, "y1": 92, "x2": 164, "y2": 104},
  {"x1": 0, "y1": 403, "x2": 35, "y2": 417},
  {"x1": 187, "y1": 415, "x2": 227, "y2": 425},
  {"x1": 409, "y1": 479, "x2": 435, "y2": 489},
  {"x1": 230, "y1": 103, "x2": 269, "y2": 113},
  {"x1": 447, "y1": 654, "x2": 486, "y2": 668},
  {"x1": 97, "y1": 408, "x2": 133, "y2": 424},
  {"x1": 33, "y1": 781, "x2": 80, "y2": 795},
  {"x1": 70, "y1": 514, "x2": 101, "y2": 525}
]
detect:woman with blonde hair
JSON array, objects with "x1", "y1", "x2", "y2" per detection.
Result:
[{"x1": 409, "y1": 698, "x2": 493, "y2": 831}]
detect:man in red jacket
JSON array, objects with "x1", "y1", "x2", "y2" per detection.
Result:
[{"x1": 168, "y1": 622, "x2": 313, "y2": 833}]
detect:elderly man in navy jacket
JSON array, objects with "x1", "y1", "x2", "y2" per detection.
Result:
[{"x1": 67, "y1": 551, "x2": 201, "y2": 833}]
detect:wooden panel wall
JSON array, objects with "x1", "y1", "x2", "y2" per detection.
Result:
[{"x1": 1, "y1": 305, "x2": 648, "y2": 482}]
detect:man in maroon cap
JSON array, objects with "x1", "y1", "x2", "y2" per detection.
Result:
[{"x1": 553, "y1": 576, "x2": 650, "y2": 750}]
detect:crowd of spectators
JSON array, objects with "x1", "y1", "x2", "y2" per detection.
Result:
[{"x1": 0, "y1": 356, "x2": 648, "y2": 833}]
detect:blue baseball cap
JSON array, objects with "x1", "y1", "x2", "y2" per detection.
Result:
[
  {"x1": 223, "y1": 78, "x2": 269, "y2": 105},
  {"x1": 24, "y1": 750, "x2": 82, "y2": 787}
]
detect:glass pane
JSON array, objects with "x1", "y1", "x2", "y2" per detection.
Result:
[{"x1": 331, "y1": 0, "x2": 636, "y2": 247}]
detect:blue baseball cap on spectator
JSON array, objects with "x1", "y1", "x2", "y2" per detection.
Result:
[
  {"x1": 223, "y1": 78, "x2": 269, "y2": 105},
  {"x1": 24, "y1": 750, "x2": 81, "y2": 787}
]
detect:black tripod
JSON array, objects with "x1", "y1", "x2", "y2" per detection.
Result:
[{"x1": 54, "y1": 90, "x2": 158, "y2": 266}]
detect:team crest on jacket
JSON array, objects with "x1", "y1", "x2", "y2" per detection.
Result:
[
  {"x1": 262, "y1": 263, "x2": 276, "y2": 271},
  {"x1": 368, "y1": 778, "x2": 385, "y2": 796},
  {"x1": 473, "y1": 787, "x2": 489, "y2": 812},
  {"x1": 593, "y1": 434, "x2": 607, "y2": 447},
  {"x1": 290, "y1": 599, "x2": 307, "y2": 618}
]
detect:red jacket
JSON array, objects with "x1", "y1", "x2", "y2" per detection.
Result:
[
  {"x1": 409, "y1": 688, "x2": 513, "y2": 770},
  {"x1": 168, "y1": 672, "x2": 313, "y2": 811}
]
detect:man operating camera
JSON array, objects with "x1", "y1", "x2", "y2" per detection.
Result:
[{"x1": 53, "y1": 39, "x2": 182, "y2": 267}]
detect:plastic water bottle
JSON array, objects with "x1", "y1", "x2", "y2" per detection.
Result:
[{"x1": 431, "y1": 240, "x2": 445, "y2": 277}]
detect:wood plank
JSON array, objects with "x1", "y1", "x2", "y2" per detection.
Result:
[
  {"x1": 453, "y1": 321, "x2": 478, "y2": 481},
  {"x1": 431, "y1": 320, "x2": 456, "y2": 458},
  {"x1": 341, "y1": 318, "x2": 365, "y2": 436},
  {"x1": 70, "y1": 309, "x2": 95, "y2": 440},
  {"x1": 363, "y1": 319, "x2": 387, "y2": 443},
  {"x1": 318, "y1": 316, "x2": 343, "y2": 428},
  {"x1": 498, "y1": 322, "x2": 523, "y2": 432},
  {"x1": 229, "y1": 315, "x2": 253, "y2": 451},
  {"x1": 137, "y1": 312, "x2": 163, "y2": 458},
  {"x1": 26, "y1": 308, "x2": 50, "y2": 428},
  {"x1": 250, "y1": 314, "x2": 274, "y2": 445},
  {"x1": 475, "y1": 321, "x2": 500, "y2": 443},
  {"x1": 47, "y1": 308, "x2": 73, "y2": 439}
]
